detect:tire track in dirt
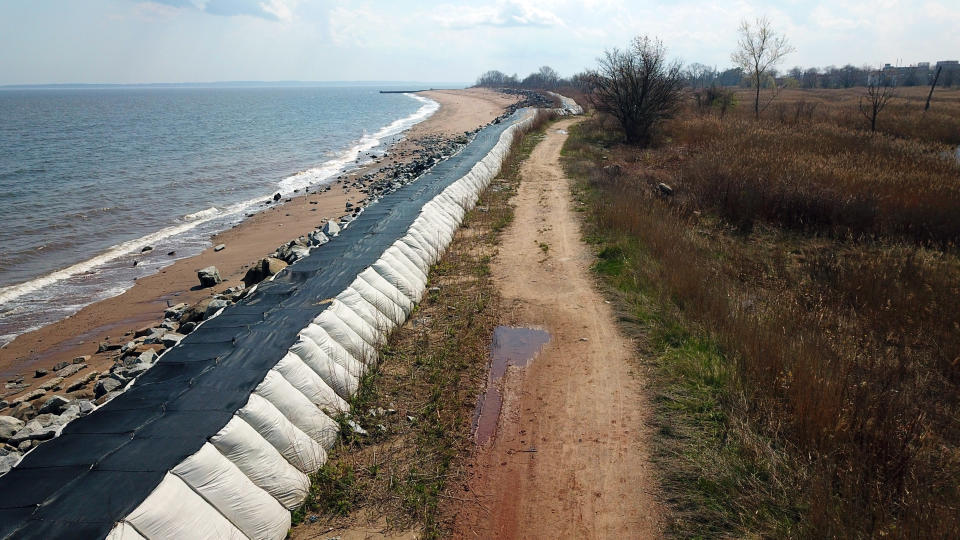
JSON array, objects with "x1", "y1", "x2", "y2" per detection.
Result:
[{"x1": 451, "y1": 118, "x2": 662, "y2": 538}]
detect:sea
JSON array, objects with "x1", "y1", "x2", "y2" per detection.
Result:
[{"x1": 0, "y1": 83, "x2": 447, "y2": 347}]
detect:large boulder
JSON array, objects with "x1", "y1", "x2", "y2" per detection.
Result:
[
  {"x1": 204, "y1": 298, "x2": 230, "y2": 318},
  {"x1": 160, "y1": 332, "x2": 185, "y2": 348},
  {"x1": 0, "y1": 416, "x2": 24, "y2": 441},
  {"x1": 178, "y1": 298, "x2": 214, "y2": 325},
  {"x1": 308, "y1": 230, "x2": 329, "y2": 246},
  {"x1": 197, "y1": 266, "x2": 223, "y2": 288},
  {"x1": 322, "y1": 220, "x2": 341, "y2": 237},
  {"x1": 94, "y1": 377, "x2": 124, "y2": 398},
  {"x1": 38, "y1": 395, "x2": 69, "y2": 415},
  {"x1": 241, "y1": 257, "x2": 288, "y2": 287},
  {"x1": 164, "y1": 302, "x2": 189, "y2": 319},
  {"x1": 277, "y1": 242, "x2": 310, "y2": 263}
]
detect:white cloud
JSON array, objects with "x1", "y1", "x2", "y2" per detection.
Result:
[{"x1": 435, "y1": 0, "x2": 564, "y2": 29}]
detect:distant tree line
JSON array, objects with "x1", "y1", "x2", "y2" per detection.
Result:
[{"x1": 682, "y1": 62, "x2": 959, "y2": 89}]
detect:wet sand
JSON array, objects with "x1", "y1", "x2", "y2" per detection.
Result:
[{"x1": 0, "y1": 88, "x2": 520, "y2": 400}]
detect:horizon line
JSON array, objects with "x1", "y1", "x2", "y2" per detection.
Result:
[{"x1": 0, "y1": 80, "x2": 471, "y2": 89}]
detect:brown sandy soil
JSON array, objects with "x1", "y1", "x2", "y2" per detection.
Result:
[
  {"x1": 451, "y1": 119, "x2": 663, "y2": 538},
  {"x1": 0, "y1": 88, "x2": 519, "y2": 401}
]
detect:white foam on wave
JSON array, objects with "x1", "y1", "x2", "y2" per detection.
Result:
[
  {"x1": 0, "y1": 207, "x2": 231, "y2": 306},
  {"x1": 0, "y1": 93, "x2": 439, "y2": 331},
  {"x1": 183, "y1": 207, "x2": 220, "y2": 221},
  {"x1": 277, "y1": 94, "x2": 439, "y2": 193}
]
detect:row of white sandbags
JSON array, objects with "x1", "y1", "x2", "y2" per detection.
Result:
[
  {"x1": 105, "y1": 110, "x2": 536, "y2": 540},
  {"x1": 547, "y1": 91, "x2": 583, "y2": 116}
]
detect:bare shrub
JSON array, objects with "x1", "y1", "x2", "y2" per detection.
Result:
[{"x1": 588, "y1": 36, "x2": 684, "y2": 146}]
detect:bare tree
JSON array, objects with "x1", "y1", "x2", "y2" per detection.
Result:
[
  {"x1": 859, "y1": 76, "x2": 896, "y2": 132},
  {"x1": 589, "y1": 36, "x2": 684, "y2": 146},
  {"x1": 731, "y1": 16, "x2": 795, "y2": 119}
]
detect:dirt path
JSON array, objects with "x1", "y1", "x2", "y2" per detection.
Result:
[{"x1": 452, "y1": 118, "x2": 662, "y2": 538}]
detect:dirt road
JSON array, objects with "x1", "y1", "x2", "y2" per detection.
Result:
[{"x1": 452, "y1": 118, "x2": 662, "y2": 538}]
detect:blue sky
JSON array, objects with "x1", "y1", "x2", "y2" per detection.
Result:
[{"x1": 1, "y1": 0, "x2": 957, "y2": 85}]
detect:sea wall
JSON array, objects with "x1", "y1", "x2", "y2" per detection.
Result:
[{"x1": 0, "y1": 108, "x2": 535, "y2": 540}]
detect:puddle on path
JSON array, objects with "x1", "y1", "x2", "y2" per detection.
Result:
[{"x1": 472, "y1": 326, "x2": 550, "y2": 445}]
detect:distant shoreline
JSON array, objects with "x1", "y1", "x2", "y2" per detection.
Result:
[{"x1": 0, "y1": 81, "x2": 470, "y2": 90}]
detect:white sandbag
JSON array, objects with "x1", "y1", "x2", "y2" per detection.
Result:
[
  {"x1": 301, "y1": 322, "x2": 367, "y2": 376},
  {"x1": 391, "y1": 239, "x2": 430, "y2": 275},
  {"x1": 401, "y1": 233, "x2": 439, "y2": 269},
  {"x1": 237, "y1": 393, "x2": 326, "y2": 474},
  {"x1": 313, "y1": 309, "x2": 376, "y2": 364},
  {"x1": 337, "y1": 286, "x2": 395, "y2": 334},
  {"x1": 124, "y1": 473, "x2": 246, "y2": 540},
  {"x1": 359, "y1": 267, "x2": 415, "y2": 313},
  {"x1": 105, "y1": 522, "x2": 146, "y2": 540},
  {"x1": 255, "y1": 370, "x2": 340, "y2": 449},
  {"x1": 422, "y1": 204, "x2": 458, "y2": 233},
  {"x1": 384, "y1": 245, "x2": 428, "y2": 287},
  {"x1": 274, "y1": 351, "x2": 349, "y2": 414},
  {"x1": 290, "y1": 336, "x2": 358, "y2": 399},
  {"x1": 414, "y1": 214, "x2": 454, "y2": 246},
  {"x1": 372, "y1": 256, "x2": 422, "y2": 304},
  {"x1": 171, "y1": 443, "x2": 290, "y2": 540},
  {"x1": 426, "y1": 198, "x2": 462, "y2": 222},
  {"x1": 350, "y1": 277, "x2": 407, "y2": 327},
  {"x1": 210, "y1": 415, "x2": 310, "y2": 510},
  {"x1": 408, "y1": 223, "x2": 444, "y2": 256},
  {"x1": 327, "y1": 299, "x2": 382, "y2": 350}
]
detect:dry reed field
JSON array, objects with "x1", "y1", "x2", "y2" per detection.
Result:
[{"x1": 563, "y1": 87, "x2": 960, "y2": 537}]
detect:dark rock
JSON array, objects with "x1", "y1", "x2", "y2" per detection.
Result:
[
  {"x1": 97, "y1": 342, "x2": 121, "y2": 353},
  {"x1": 204, "y1": 298, "x2": 230, "y2": 318},
  {"x1": 52, "y1": 361, "x2": 70, "y2": 372},
  {"x1": 277, "y1": 243, "x2": 310, "y2": 263},
  {"x1": 197, "y1": 266, "x2": 223, "y2": 288},
  {"x1": 38, "y1": 395, "x2": 69, "y2": 415},
  {"x1": 72, "y1": 355, "x2": 90, "y2": 364},
  {"x1": 164, "y1": 302, "x2": 189, "y2": 319},
  {"x1": 178, "y1": 298, "x2": 214, "y2": 325},
  {"x1": 34, "y1": 369, "x2": 47, "y2": 378},
  {"x1": 94, "y1": 377, "x2": 123, "y2": 398},
  {"x1": 141, "y1": 245, "x2": 153, "y2": 253},
  {"x1": 308, "y1": 230, "x2": 329, "y2": 246},
  {"x1": 242, "y1": 257, "x2": 288, "y2": 287},
  {"x1": 167, "y1": 250, "x2": 176, "y2": 256},
  {"x1": 8, "y1": 421, "x2": 56, "y2": 444},
  {"x1": 656, "y1": 182, "x2": 674, "y2": 196},
  {"x1": 179, "y1": 321, "x2": 197, "y2": 334},
  {"x1": 273, "y1": 192, "x2": 281, "y2": 201},
  {"x1": 214, "y1": 243, "x2": 226, "y2": 252},
  {"x1": 133, "y1": 325, "x2": 156, "y2": 338}
]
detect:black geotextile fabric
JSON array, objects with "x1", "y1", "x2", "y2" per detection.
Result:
[{"x1": 0, "y1": 110, "x2": 525, "y2": 539}]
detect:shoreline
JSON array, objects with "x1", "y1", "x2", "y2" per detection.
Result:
[{"x1": 0, "y1": 88, "x2": 521, "y2": 402}]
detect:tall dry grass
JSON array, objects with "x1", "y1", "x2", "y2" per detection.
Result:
[{"x1": 564, "y1": 87, "x2": 960, "y2": 537}]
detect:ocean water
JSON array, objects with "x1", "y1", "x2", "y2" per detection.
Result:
[{"x1": 0, "y1": 85, "x2": 441, "y2": 346}]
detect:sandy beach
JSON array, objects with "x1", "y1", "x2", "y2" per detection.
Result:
[{"x1": 0, "y1": 88, "x2": 520, "y2": 401}]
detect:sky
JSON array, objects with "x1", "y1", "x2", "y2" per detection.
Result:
[{"x1": 1, "y1": 0, "x2": 958, "y2": 85}]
